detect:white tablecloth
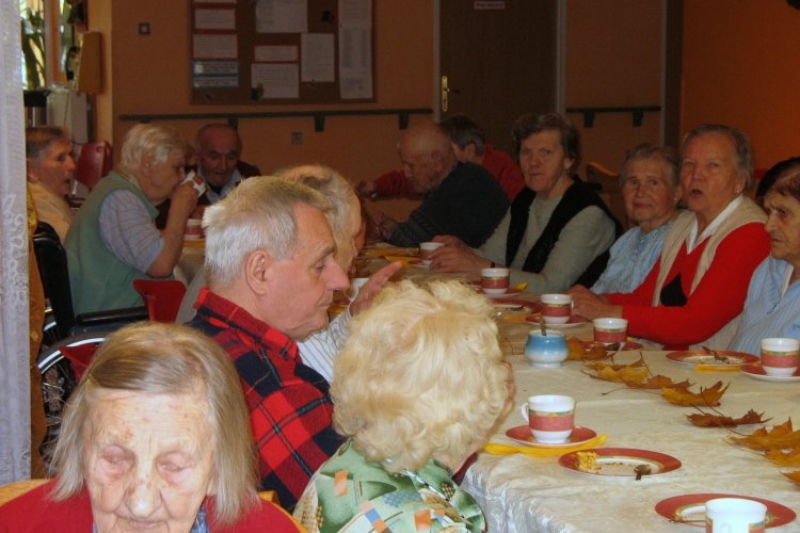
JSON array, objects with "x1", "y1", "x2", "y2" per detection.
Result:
[{"x1": 463, "y1": 350, "x2": 800, "y2": 533}]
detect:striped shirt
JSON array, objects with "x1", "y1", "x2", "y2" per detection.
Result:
[
  {"x1": 297, "y1": 310, "x2": 351, "y2": 383},
  {"x1": 728, "y1": 256, "x2": 800, "y2": 356},
  {"x1": 99, "y1": 189, "x2": 163, "y2": 272}
]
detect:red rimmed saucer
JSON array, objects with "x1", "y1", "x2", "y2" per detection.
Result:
[
  {"x1": 581, "y1": 339, "x2": 643, "y2": 351},
  {"x1": 666, "y1": 350, "x2": 758, "y2": 369},
  {"x1": 558, "y1": 447, "x2": 681, "y2": 477},
  {"x1": 655, "y1": 493, "x2": 796, "y2": 528},
  {"x1": 505, "y1": 425, "x2": 597, "y2": 448},
  {"x1": 742, "y1": 364, "x2": 800, "y2": 382},
  {"x1": 482, "y1": 287, "x2": 523, "y2": 298},
  {"x1": 491, "y1": 298, "x2": 536, "y2": 311},
  {"x1": 525, "y1": 314, "x2": 589, "y2": 328}
]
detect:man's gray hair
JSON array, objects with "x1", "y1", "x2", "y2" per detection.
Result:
[{"x1": 202, "y1": 176, "x2": 332, "y2": 287}]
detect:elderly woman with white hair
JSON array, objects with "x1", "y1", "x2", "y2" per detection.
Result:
[
  {"x1": 0, "y1": 322, "x2": 304, "y2": 532},
  {"x1": 294, "y1": 280, "x2": 512, "y2": 533},
  {"x1": 277, "y1": 164, "x2": 400, "y2": 382},
  {"x1": 66, "y1": 123, "x2": 197, "y2": 314}
]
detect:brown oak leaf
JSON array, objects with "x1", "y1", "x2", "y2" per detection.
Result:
[{"x1": 686, "y1": 409, "x2": 768, "y2": 428}]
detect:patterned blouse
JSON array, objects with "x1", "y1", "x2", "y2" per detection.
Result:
[{"x1": 294, "y1": 441, "x2": 486, "y2": 533}]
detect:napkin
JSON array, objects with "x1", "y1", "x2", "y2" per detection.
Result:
[{"x1": 482, "y1": 433, "x2": 607, "y2": 458}]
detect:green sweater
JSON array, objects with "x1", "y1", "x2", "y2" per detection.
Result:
[{"x1": 65, "y1": 172, "x2": 161, "y2": 314}]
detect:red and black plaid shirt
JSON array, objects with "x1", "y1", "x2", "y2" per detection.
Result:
[{"x1": 188, "y1": 288, "x2": 343, "y2": 510}]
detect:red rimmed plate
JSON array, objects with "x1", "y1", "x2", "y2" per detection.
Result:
[
  {"x1": 525, "y1": 314, "x2": 589, "y2": 329},
  {"x1": 558, "y1": 447, "x2": 681, "y2": 477},
  {"x1": 491, "y1": 299, "x2": 536, "y2": 311},
  {"x1": 581, "y1": 339, "x2": 643, "y2": 351},
  {"x1": 742, "y1": 364, "x2": 800, "y2": 383},
  {"x1": 666, "y1": 350, "x2": 758, "y2": 369},
  {"x1": 505, "y1": 425, "x2": 597, "y2": 448},
  {"x1": 655, "y1": 493, "x2": 796, "y2": 528}
]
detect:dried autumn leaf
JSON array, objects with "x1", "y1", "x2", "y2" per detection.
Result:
[
  {"x1": 593, "y1": 364, "x2": 649, "y2": 384},
  {"x1": 765, "y1": 448, "x2": 800, "y2": 467},
  {"x1": 584, "y1": 358, "x2": 646, "y2": 372},
  {"x1": 582, "y1": 343, "x2": 609, "y2": 361},
  {"x1": 661, "y1": 380, "x2": 728, "y2": 407},
  {"x1": 566, "y1": 338, "x2": 610, "y2": 361},
  {"x1": 783, "y1": 470, "x2": 800, "y2": 486},
  {"x1": 566, "y1": 337, "x2": 585, "y2": 361},
  {"x1": 730, "y1": 419, "x2": 800, "y2": 450},
  {"x1": 626, "y1": 374, "x2": 686, "y2": 389},
  {"x1": 687, "y1": 409, "x2": 769, "y2": 428}
]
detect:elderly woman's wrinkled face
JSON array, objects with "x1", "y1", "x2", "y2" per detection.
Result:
[
  {"x1": 139, "y1": 149, "x2": 186, "y2": 206},
  {"x1": 27, "y1": 138, "x2": 76, "y2": 196},
  {"x1": 519, "y1": 130, "x2": 574, "y2": 200},
  {"x1": 680, "y1": 133, "x2": 746, "y2": 227},
  {"x1": 764, "y1": 192, "x2": 800, "y2": 268},
  {"x1": 621, "y1": 158, "x2": 681, "y2": 233},
  {"x1": 84, "y1": 388, "x2": 216, "y2": 533}
]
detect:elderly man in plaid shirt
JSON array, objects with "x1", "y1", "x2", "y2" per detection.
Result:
[{"x1": 188, "y1": 177, "x2": 389, "y2": 509}]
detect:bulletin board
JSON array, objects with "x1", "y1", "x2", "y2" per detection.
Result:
[{"x1": 190, "y1": 0, "x2": 374, "y2": 105}]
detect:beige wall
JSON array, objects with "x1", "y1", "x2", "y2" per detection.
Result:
[
  {"x1": 86, "y1": 0, "x2": 434, "y2": 220},
  {"x1": 83, "y1": 1, "x2": 800, "y2": 194},
  {"x1": 682, "y1": 1, "x2": 800, "y2": 171},
  {"x1": 565, "y1": 0, "x2": 663, "y2": 175}
]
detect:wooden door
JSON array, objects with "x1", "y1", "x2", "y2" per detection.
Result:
[{"x1": 439, "y1": 0, "x2": 559, "y2": 155}]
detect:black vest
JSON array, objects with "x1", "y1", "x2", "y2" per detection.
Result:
[{"x1": 505, "y1": 178, "x2": 622, "y2": 287}]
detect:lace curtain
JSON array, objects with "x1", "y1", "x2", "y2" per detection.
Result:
[{"x1": 0, "y1": 0, "x2": 33, "y2": 483}]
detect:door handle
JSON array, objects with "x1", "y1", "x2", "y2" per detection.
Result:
[
  {"x1": 441, "y1": 75, "x2": 461, "y2": 113},
  {"x1": 441, "y1": 75, "x2": 450, "y2": 112}
]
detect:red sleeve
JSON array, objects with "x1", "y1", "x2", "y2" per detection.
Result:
[
  {"x1": 614, "y1": 223, "x2": 769, "y2": 346},
  {"x1": 606, "y1": 258, "x2": 662, "y2": 306},
  {"x1": 482, "y1": 146, "x2": 525, "y2": 201},
  {"x1": 372, "y1": 170, "x2": 420, "y2": 199}
]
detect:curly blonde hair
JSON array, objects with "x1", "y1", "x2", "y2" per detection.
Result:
[{"x1": 332, "y1": 280, "x2": 510, "y2": 472}]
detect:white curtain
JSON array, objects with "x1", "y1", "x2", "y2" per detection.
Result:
[{"x1": 0, "y1": 0, "x2": 32, "y2": 483}]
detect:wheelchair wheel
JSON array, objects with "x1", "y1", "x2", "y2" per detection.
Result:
[{"x1": 37, "y1": 334, "x2": 105, "y2": 466}]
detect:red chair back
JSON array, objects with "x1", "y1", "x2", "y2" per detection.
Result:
[
  {"x1": 75, "y1": 141, "x2": 112, "y2": 190},
  {"x1": 133, "y1": 279, "x2": 187, "y2": 323},
  {"x1": 60, "y1": 341, "x2": 102, "y2": 380}
]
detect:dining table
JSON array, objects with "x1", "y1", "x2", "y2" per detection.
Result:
[
  {"x1": 355, "y1": 245, "x2": 800, "y2": 532},
  {"x1": 466, "y1": 321, "x2": 800, "y2": 532}
]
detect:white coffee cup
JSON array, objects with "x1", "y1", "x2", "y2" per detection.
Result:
[
  {"x1": 593, "y1": 318, "x2": 628, "y2": 345},
  {"x1": 184, "y1": 218, "x2": 203, "y2": 240},
  {"x1": 480, "y1": 267, "x2": 510, "y2": 295},
  {"x1": 519, "y1": 394, "x2": 575, "y2": 443},
  {"x1": 419, "y1": 242, "x2": 444, "y2": 265},
  {"x1": 760, "y1": 337, "x2": 800, "y2": 376},
  {"x1": 183, "y1": 170, "x2": 207, "y2": 197},
  {"x1": 540, "y1": 294, "x2": 572, "y2": 324},
  {"x1": 705, "y1": 498, "x2": 766, "y2": 533}
]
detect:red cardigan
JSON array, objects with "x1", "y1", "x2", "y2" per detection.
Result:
[
  {"x1": 0, "y1": 480, "x2": 304, "y2": 533},
  {"x1": 606, "y1": 222, "x2": 770, "y2": 349}
]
